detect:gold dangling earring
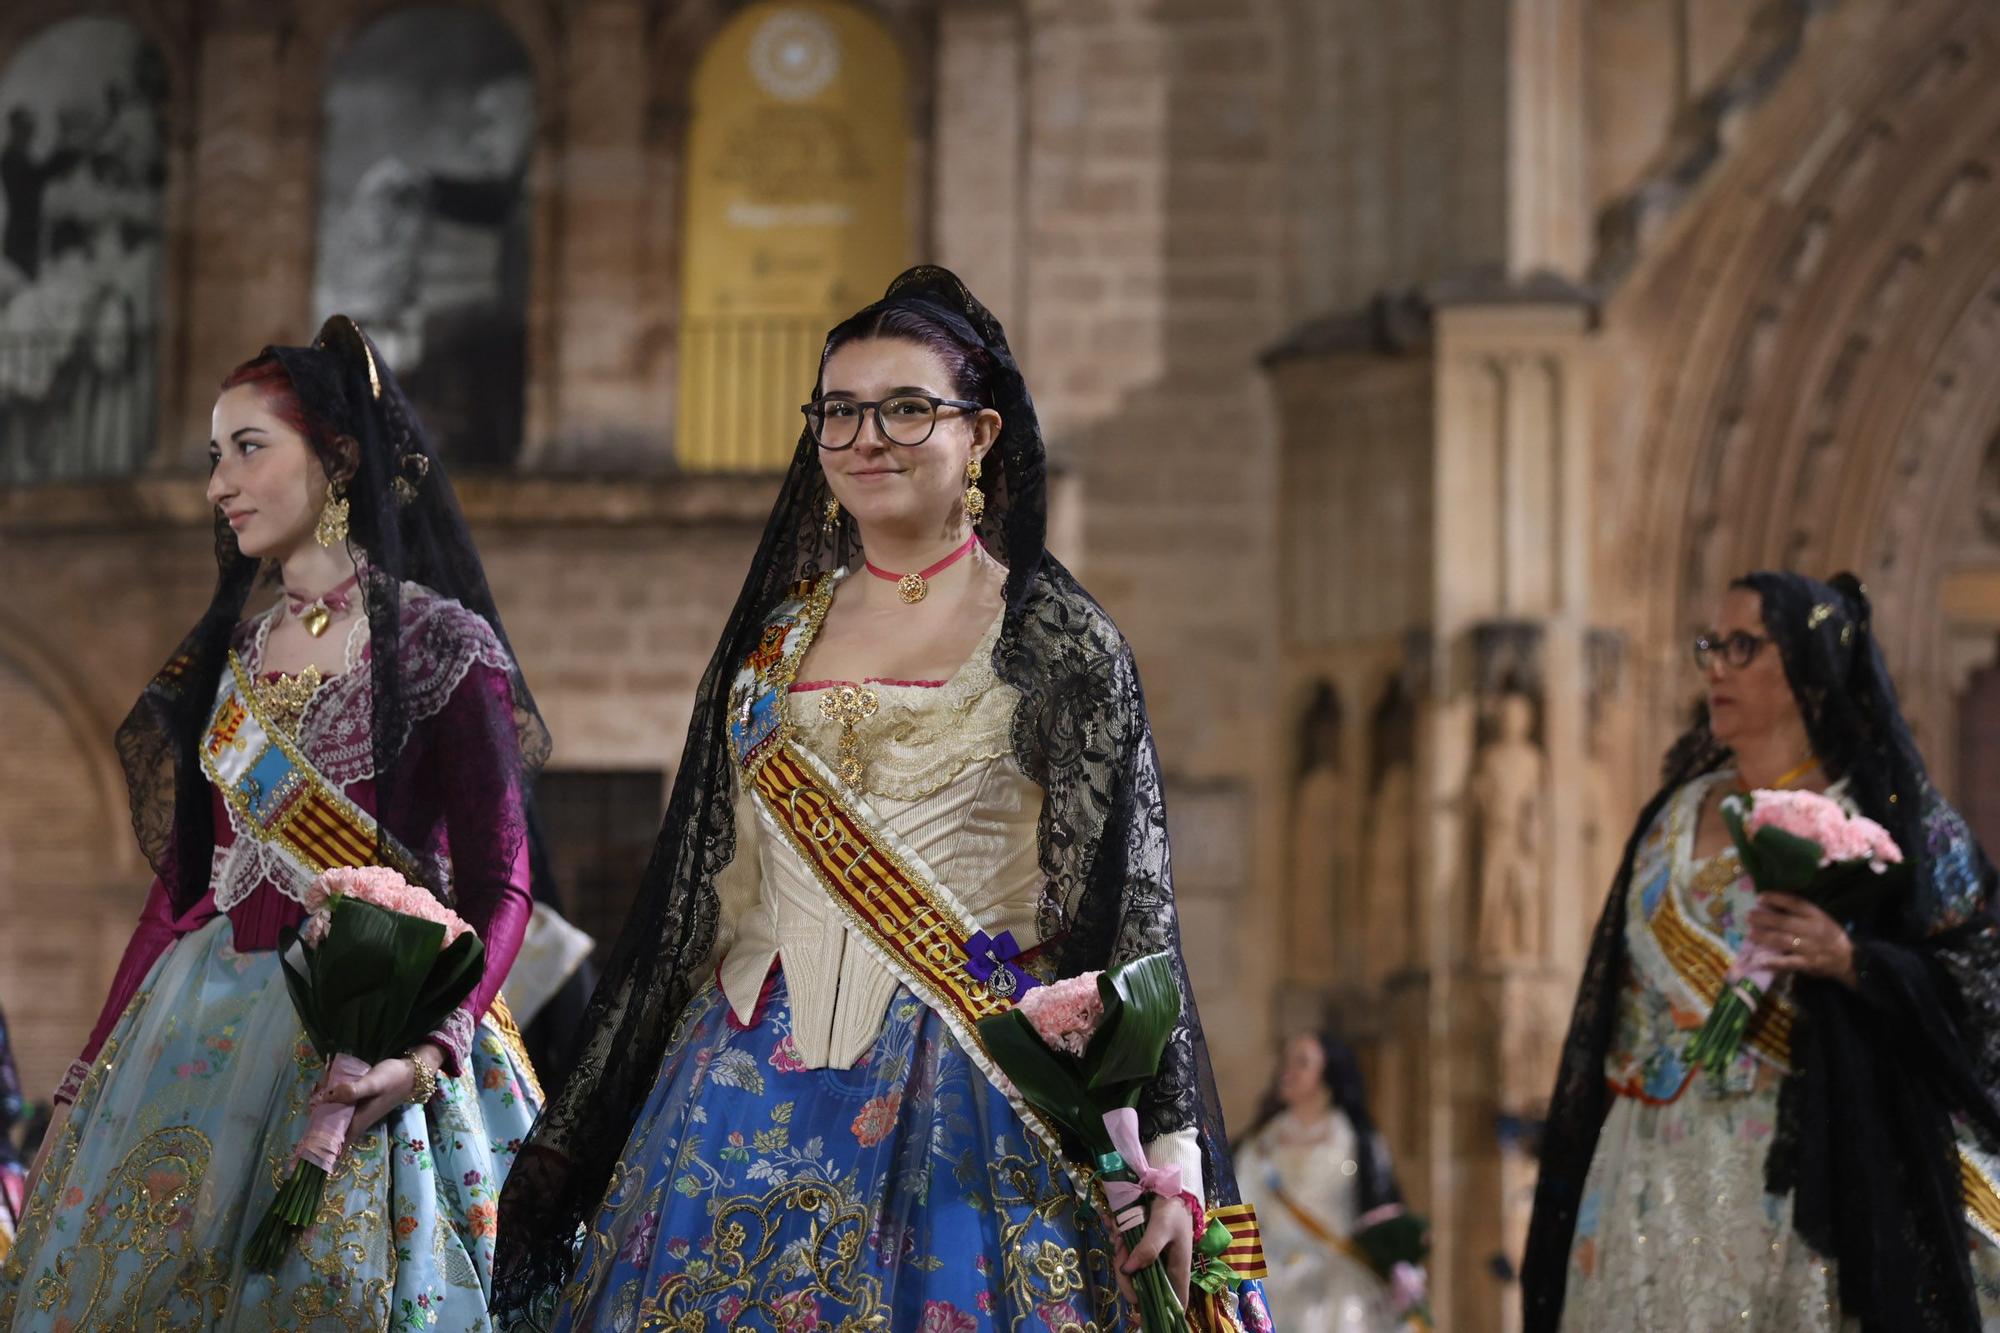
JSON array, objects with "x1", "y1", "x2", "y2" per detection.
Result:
[
  {"x1": 963, "y1": 457, "x2": 986, "y2": 527},
  {"x1": 822, "y1": 496, "x2": 841, "y2": 537},
  {"x1": 315, "y1": 481, "x2": 350, "y2": 548}
]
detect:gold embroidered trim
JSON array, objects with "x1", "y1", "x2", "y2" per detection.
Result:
[
  {"x1": 778, "y1": 583, "x2": 1018, "y2": 802},
  {"x1": 483, "y1": 994, "x2": 544, "y2": 1104},
  {"x1": 1649, "y1": 866, "x2": 1796, "y2": 1063},
  {"x1": 1962, "y1": 1152, "x2": 2000, "y2": 1246},
  {"x1": 204, "y1": 653, "x2": 420, "y2": 883},
  {"x1": 253, "y1": 664, "x2": 325, "y2": 737},
  {"x1": 750, "y1": 740, "x2": 1119, "y2": 1225}
]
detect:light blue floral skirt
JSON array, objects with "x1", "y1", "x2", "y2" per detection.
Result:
[
  {"x1": 0, "y1": 915, "x2": 540, "y2": 1332},
  {"x1": 549, "y1": 969, "x2": 1273, "y2": 1333}
]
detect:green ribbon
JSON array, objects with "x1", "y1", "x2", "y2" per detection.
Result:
[{"x1": 1191, "y1": 1216, "x2": 1244, "y2": 1294}]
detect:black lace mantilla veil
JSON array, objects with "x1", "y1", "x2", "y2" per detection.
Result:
[
  {"x1": 113, "y1": 314, "x2": 549, "y2": 913},
  {"x1": 494, "y1": 265, "x2": 1239, "y2": 1320},
  {"x1": 1522, "y1": 571, "x2": 2000, "y2": 1333}
]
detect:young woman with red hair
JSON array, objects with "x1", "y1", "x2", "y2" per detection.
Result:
[{"x1": 0, "y1": 317, "x2": 548, "y2": 1330}]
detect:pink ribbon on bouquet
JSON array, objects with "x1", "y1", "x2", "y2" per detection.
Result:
[
  {"x1": 295, "y1": 1052, "x2": 372, "y2": 1173},
  {"x1": 1390, "y1": 1261, "x2": 1427, "y2": 1314},
  {"x1": 1725, "y1": 941, "x2": 1780, "y2": 996},
  {"x1": 1102, "y1": 1105, "x2": 1184, "y2": 1233}
]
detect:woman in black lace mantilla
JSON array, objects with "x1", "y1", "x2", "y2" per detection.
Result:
[
  {"x1": 1524, "y1": 571, "x2": 2000, "y2": 1332},
  {"x1": 496, "y1": 267, "x2": 1271, "y2": 1333}
]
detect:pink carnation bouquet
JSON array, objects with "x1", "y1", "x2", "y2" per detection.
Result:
[
  {"x1": 1684, "y1": 787, "x2": 1909, "y2": 1077},
  {"x1": 246, "y1": 866, "x2": 485, "y2": 1271},
  {"x1": 978, "y1": 953, "x2": 1192, "y2": 1333}
]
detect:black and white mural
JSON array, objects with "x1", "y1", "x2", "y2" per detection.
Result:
[
  {"x1": 314, "y1": 6, "x2": 533, "y2": 468},
  {"x1": 0, "y1": 18, "x2": 166, "y2": 483}
]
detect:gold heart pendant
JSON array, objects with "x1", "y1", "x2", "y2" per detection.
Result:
[{"x1": 301, "y1": 603, "x2": 332, "y2": 638}]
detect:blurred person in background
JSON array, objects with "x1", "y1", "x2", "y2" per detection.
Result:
[
  {"x1": 1235, "y1": 1032, "x2": 1412, "y2": 1332},
  {"x1": 1525, "y1": 572, "x2": 2000, "y2": 1331}
]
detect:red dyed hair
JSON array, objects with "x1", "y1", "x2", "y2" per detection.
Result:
[{"x1": 219, "y1": 354, "x2": 339, "y2": 454}]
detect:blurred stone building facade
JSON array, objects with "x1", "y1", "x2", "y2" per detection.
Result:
[{"x1": 4, "y1": 1, "x2": 2000, "y2": 1327}]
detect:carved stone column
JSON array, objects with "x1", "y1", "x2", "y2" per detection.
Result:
[{"x1": 1423, "y1": 292, "x2": 1594, "y2": 1333}]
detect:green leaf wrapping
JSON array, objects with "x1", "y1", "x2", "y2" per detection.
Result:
[
  {"x1": 1808, "y1": 858, "x2": 1910, "y2": 925},
  {"x1": 973, "y1": 953, "x2": 1185, "y2": 1154},
  {"x1": 1085, "y1": 953, "x2": 1181, "y2": 1106},
  {"x1": 1721, "y1": 796, "x2": 1763, "y2": 882},
  {"x1": 1746, "y1": 826, "x2": 1829, "y2": 892},
  {"x1": 973, "y1": 952, "x2": 1192, "y2": 1333},
  {"x1": 1720, "y1": 795, "x2": 1823, "y2": 889},
  {"x1": 308, "y1": 898, "x2": 443, "y2": 1059},
  {"x1": 395, "y1": 930, "x2": 487, "y2": 1054},
  {"x1": 1353, "y1": 1210, "x2": 1431, "y2": 1275},
  {"x1": 277, "y1": 930, "x2": 331, "y2": 1056},
  {"x1": 974, "y1": 1010, "x2": 1109, "y2": 1154},
  {"x1": 283, "y1": 897, "x2": 487, "y2": 1065},
  {"x1": 252, "y1": 891, "x2": 488, "y2": 1275}
]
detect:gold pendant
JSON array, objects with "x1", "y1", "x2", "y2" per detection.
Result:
[
  {"x1": 897, "y1": 573, "x2": 928, "y2": 604},
  {"x1": 819, "y1": 685, "x2": 879, "y2": 788},
  {"x1": 301, "y1": 602, "x2": 332, "y2": 637}
]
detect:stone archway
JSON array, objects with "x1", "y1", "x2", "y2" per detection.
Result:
[
  {"x1": 0, "y1": 621, "x2": 138, "y2": 1102},
  {"x1": 1597, "y1": 0, "x2": 2000, "y2": 792}
]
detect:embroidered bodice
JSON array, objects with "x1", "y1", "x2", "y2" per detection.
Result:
[
  {"x1": 1236, "y1": 1109, "x2": 1366, "y2": 1242},
  {"x1": 717, "y1": 608, "x2": 1045, "y2": 1069},
  {"x1": 1608, "y1": 770, "x2": 1801, "y2": 1103},
  {"x1": 64, "y1": 586, "x2": 533, "y2": 1098}
]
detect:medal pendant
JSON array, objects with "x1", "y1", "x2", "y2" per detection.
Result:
[
  {"x1": 301, "y1": 602, "x2": 332, "y2": 637},
  {"x1": 897, "y1": 573, "x2": 928, "y2": 604}
]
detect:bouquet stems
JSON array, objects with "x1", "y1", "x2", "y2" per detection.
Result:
[
  {"x1": 246, "y1": 1051, "x2": 368, "y2": 1272},
  {"x1": 246, "y1": 1161, "x2": 329, "y2": 1272},
  {"x1": 1684, "y1": 975, "x2": 1762, "y2": 1078},
  {"x1": 1104, "y1": 1159, "x2": 1190, "y2": 1333},
  {"x1": 1131, "y1": 1262, "x2": 1186, "y2": 1333}
]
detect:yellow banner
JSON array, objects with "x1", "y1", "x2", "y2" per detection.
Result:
[{"x1": 677, "y1": 2, "x2": 910, "y2": 471}]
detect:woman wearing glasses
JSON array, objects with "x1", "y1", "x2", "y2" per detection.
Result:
[
  {"x1": 1522, "y1": 572, "x2": 2000, "y2": 1331},
  {"x1": 496, "y1": 268, "x2": 1271, "y2": 1332}
]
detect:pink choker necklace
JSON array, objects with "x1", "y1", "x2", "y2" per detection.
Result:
[
  {"x1": 864, "y1": 534, "x2": 979, "y2": 605},
  {"x1": 285, "y1": 571, "x2": 360, "y2": 638}
]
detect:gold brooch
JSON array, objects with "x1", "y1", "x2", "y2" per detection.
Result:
[
  {"x1": 819, "y1": 685, "x2": 879, "y2": 787},
  {"x1": 255, "y1": 665, "x2": 324, "y2": 735}
]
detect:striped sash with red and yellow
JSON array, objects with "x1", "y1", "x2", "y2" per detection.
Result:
[{"x1": 202, "y1": 652, "x2": 416, "y2": 884}]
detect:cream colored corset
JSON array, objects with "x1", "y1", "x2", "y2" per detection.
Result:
[{"x1": 716, "y1": 618, "x2": 1044, "y2": 1069}]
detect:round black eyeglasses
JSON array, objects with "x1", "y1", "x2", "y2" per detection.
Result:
[{"x1": 801, "y1": 394, "x2": 983, "y2": 450}]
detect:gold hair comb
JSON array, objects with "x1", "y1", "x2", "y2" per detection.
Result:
[{"x1": 315, "y1": 314, "x2": 383, "y2": 400}]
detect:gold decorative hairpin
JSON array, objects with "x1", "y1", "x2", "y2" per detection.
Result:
[
  {"x1": 394, "y1": 453, "x2": 430, "y2": 506},
  {"x1": 1808, "y1": 603, "x2": 1833, "y2": 630},
  {"x1": 315, "y1": 314, "x2": 383, "y2": 400}
]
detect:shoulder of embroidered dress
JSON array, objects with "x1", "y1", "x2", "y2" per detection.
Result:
[
  {"x1": 750, "y1": 578, "x2": 825, "y2": 641},
  {"x1": 229, "y1": 605, "x2": 275, "y2": 651},
  {"x1": 403, "y1": 590, "x2": 509, "y2": 663},
  {"x1": 1661, "y1": 772, "x2": 1712, "y2": 821}
]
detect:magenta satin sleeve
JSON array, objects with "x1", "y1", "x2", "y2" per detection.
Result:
[
  {"x1": 59, "y1": 876, "x2": 214, "y2": 1103},
  {"x1": 422, "y1": 659, "x2": 534, "y2": 1076}
]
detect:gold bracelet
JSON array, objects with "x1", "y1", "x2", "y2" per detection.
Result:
[{"x1": 406, "y1": 1054, "x2": 439, "y2": 1106}]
